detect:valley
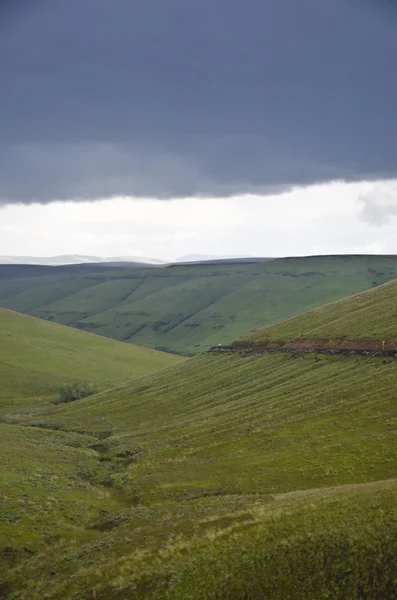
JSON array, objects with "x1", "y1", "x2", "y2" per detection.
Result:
[
  {"x1": 2, "y1": 254, "x2": 397, "y2": 356},
  {"x1": 3, "y1": 0, "x2": 396, "y2": 597},
  {"x1": 2, "y1": 270, "x2": 397, "y2": 598}
]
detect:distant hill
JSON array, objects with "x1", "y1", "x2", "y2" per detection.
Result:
[
  {"x1": 175, "y1": 253, "x2": 249, "y2": 262},
  {"x1": 3, "y1": 275, "x2": 397, "y2": 598},
  {"x1": 0, "y1": 263, "x2": 150, "y2": 282},
  {"x1": 2, "y1": 255, "x2": 397, "y2": 355},
  {"x1": 0, "y1": 307, "x2": 183, "y2": 410},
  {"x1": 172, "y1": 253, "x2": 275, "y2": 264}
]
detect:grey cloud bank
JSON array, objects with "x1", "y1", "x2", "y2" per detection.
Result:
[{"x1": 1, "y1": 0, "x2": 396, "y2": 204}]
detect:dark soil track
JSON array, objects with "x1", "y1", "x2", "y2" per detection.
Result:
[{"x1": 209, "y1": 339, "x2": 397, "y2": 358}]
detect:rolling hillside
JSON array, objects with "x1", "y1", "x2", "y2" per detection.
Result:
[
  {"x1": 2, "y1": 255, "x2": 397, "y2": 355},
  {"x1": 241, "y1": 277, "x2": 397, "y2": 345},
  {"x1": 0, "y1": 307, "x2": 183, "y2": 410},
  {"x1": 2, "y1": 281, "x2": 397, "y2": 598}
]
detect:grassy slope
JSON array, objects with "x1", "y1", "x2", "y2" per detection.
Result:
[
  {"x1": 2, "y1": 255, "x2": 397, "y2": 355},
  {"x1": 242, "y1": 277, "x2": 397, "y2": 344},
  {"x1": 0, "y1": 307, "x2": 183, "y2": 410},
  {"x1": 3, "y1": 281, "x2": 397, "y2": 598},
  {"x1": 3, "y1": 349, "x2": 397, "y2": 597}
]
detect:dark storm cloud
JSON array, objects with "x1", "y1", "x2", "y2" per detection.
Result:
[{"x1": 0, "y1": 0, "x2": 396, "y2": 204}]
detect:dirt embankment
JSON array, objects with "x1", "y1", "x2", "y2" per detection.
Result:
[{"x1": 209, "y1": 338, "x2": 397, "y2": 358}]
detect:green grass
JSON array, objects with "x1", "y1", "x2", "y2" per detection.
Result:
[
  {"x1": 2, "y1": 349, "x2": 397, "y2": 598},
  {"x1": 2, "y1": 255, "x2": 397, "y2": 355},
  {"x1": 242, "y1": 277, "x2": 397, "y2": 344},
  {"x1": 0, "y1": 424, "x2": 115, "y2": 567},
  {"x1": 3, "y1": 279, "x2": 397, "y2": 598},
  {"x1": 0, "y1": 307, "x2": 183, "y2": 411}
]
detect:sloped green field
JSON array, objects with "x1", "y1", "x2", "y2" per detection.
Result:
[
  {"x1": 3, "y1": 280, "x2": 397, "y2": 599},
  {"x1": 2, "y1": 348, "x2": 397, "y2": 599},
  {"x1": 0, "y1": 307, "x2": 183, "y2": 411},
  {"x1": 2, "y1": 255, "x2": 397, "y2": 355},
  {"x1": 242, "y1": 277, "x2": 397, "y2": 344}
]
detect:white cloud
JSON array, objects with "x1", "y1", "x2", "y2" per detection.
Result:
[
  {"x1": 358, "y1": 183, "x2": 397, "y2": 225},
  {"x1": 1, "y1": 180, "x2": 397, "y2": 261}
]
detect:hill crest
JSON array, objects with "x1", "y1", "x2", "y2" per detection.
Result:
[{"x1": 239, "y1": 277, "x2": 397, "y2": 345}]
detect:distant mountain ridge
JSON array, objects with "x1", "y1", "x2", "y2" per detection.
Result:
[
  {"x1": 0, "y1": 254, "x2": 275, "y2": 267},
  {"x1": 172, "y1": 254, "x2": 275, "y2": 265},
  {"x1": 0, "y1": 254, "x2": 164, "y2": 266},
  {"x1": 173, "y1": 253, "x2": 273, "y2": 262}
]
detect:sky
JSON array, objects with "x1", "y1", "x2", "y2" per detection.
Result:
[{"x1": 1, "y1": 0, "x2": 397, "y2": 259}]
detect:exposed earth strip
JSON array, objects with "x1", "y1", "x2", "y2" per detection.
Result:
[{"x1": 209, "y1": 339, "x2": 397, "y2": 358}]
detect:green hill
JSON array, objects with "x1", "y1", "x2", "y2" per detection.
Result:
[
  {"x1": 0, "y1": 307, "x2": 183, "y2": 411},
  {"x1": 2, "y1": 255, "x2": 397, "y2": 355},
  {"x1": 241, "y1": 277, "x2": 397, "y2": 345},
  {"x1": 2, "y1": 282, "x2": 397, "y2": 598}
]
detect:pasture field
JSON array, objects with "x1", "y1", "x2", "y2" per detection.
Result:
[{"x1": 2, "y1": 255, "x2": 397, "y2": 355}]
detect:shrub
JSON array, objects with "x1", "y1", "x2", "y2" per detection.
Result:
[{"x1": 56, "y1": 381, "x2": 99, "y2": 404}]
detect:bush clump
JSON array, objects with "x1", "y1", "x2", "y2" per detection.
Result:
[{"x1": 56, "y1": 381, "x2": 99, "y2": 404}]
